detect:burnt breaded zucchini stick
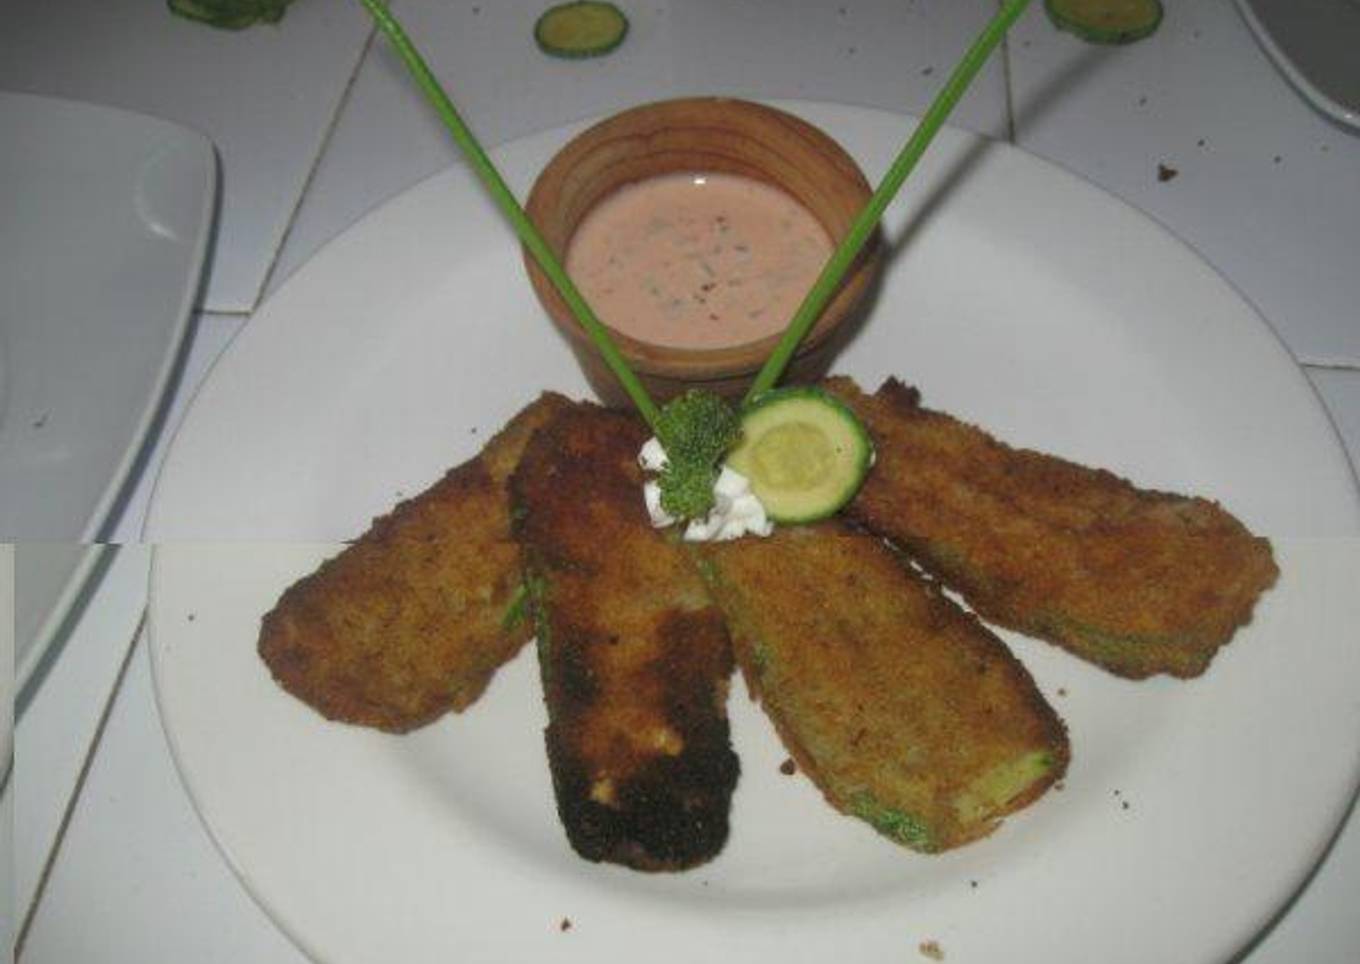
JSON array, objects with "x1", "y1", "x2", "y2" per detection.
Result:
[
  {"x1": 513, "y1": 403, "x2": 739, "y2": 872},
  {"x1": 826, "y1": 377, "x2": 1279, "y2": 679},
  {"x1": 696, "y1": 522, "x2": 1069, "y2": 853},
  {"x1": 257, "y1": 392, "x2": 570, "y2": 733}
]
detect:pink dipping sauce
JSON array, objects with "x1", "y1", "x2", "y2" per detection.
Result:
[{"x1": 565, "y1": 172, "x2": 834, "y2": 350}]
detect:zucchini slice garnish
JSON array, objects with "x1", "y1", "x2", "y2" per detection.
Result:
[
  {"x1": 726, "y1": 386, "x2": 873, "y2": 524},
  {"x1": 534, "y1": 1, "x2": 629, "y2": 59},
  {"x1": 1044, "y1": 0, "x2": 1163, "y2": 45}
]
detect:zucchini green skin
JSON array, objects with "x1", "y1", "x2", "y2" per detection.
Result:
[
  {"x1": 1044, "y1": 0, "x2": 1163, "y2": 45},
  {"x1": 729, "y1": 385, "x2": 874, "y2": 524},
  {"x1": 534, "y1": 1, "x2": 630, "y2": 59}
]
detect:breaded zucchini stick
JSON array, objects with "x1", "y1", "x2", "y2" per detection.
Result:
[
  {"x1": 258, "y1": 393, "x2": 570, "y2": 732},
  {"x1": 695, "y1": 522, "x2": 1069, "y2": 853},
  {"x1": 826, "y1": 377, "x2": 1279, "y2": 679},
  {"x1": 512, "y1": 403, "x2": 739, "y2": 872}
]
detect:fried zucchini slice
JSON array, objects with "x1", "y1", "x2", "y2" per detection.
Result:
[
  {"x1": 513, "y1": 403, "x2": 739, "y2": 871},
  {"x1": 257, "y1": 393, "x2": 571, "y2": 733},
  {"x1": 826, "y1": 376, "x2": 1279, "y2": 679},
  {"x1": 696, "y1": 522, "x2": 1069, "y2": 852}
]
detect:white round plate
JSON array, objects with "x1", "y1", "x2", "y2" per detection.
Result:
[{"x1": 147, "y1": 103, "x2": 1360, "y2": 964}]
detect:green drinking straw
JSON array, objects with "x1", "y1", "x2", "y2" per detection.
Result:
[
  {"x1": 356, "y1": 0, "x2": 661, "y2": 430},
  {"x1": 744, "y1": 0, "x2": 1034, "y2": 402}
]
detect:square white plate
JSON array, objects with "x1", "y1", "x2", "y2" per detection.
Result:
[
  {"x1": 1237, "y1": 0, "x2": 1360, "y2": 129},
  {"x1": 1, "y1": 544, "x2": 11, "y2": 782},
  {"x1": 0, "y1": 93, "x2": 216, "y2": 541},
  {"x1": 13, "y1": 543, "x2": 111, "y2": 709}
]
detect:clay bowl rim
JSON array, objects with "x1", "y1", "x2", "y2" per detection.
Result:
[{"x1": 521, "y1": 96, "x2": 883, "y2": 381}]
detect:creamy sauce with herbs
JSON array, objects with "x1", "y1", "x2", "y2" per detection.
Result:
[{"x1": 566, "y1": 172, "x2": 833, "y2": 350}]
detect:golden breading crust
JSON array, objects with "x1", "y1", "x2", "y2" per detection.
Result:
[
  {"x1": 826, "y1": 376, "x2": 1279, "y2": 679},
  {"x1": 696, "y1": 521, "x2": 1069, "y2": 853},
  {"x1": 257, "y1": 393, "x2": 571, "y2": 733},
  {"x1": 512, "y1": 403, "x2": 739, "y2": 872}
]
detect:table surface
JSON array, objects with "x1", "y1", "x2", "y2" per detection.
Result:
[{"x1": 6, "y1": 2, "x2": 1360, "y2": 962}]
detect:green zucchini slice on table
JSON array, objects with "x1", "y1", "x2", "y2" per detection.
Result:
[
  {"x1": 534, "y1": 1, "x2": 629, "y2": 59},
  {"x1": 1044, "y1": 0, "x2": 1163, "y2": 45}
]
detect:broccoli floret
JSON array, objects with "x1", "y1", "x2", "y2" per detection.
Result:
[
  {"x1": 656, "y1": 390, "x2": 742, "y2": 464},
  {"x1": 654, "y1": 390, "x2": 741, "y2": 520},
  {"x1": 658, "y1": 461, "x2": 721, "y2": 519}
]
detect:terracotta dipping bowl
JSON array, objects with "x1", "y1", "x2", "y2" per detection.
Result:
[{"x1": 523, "y1": 97, "x2": 883, "y2": 406}]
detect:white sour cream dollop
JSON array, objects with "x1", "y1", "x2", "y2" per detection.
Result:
[{"x1": 638, "y1": 437, "x2": 773, "y2": 542}]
